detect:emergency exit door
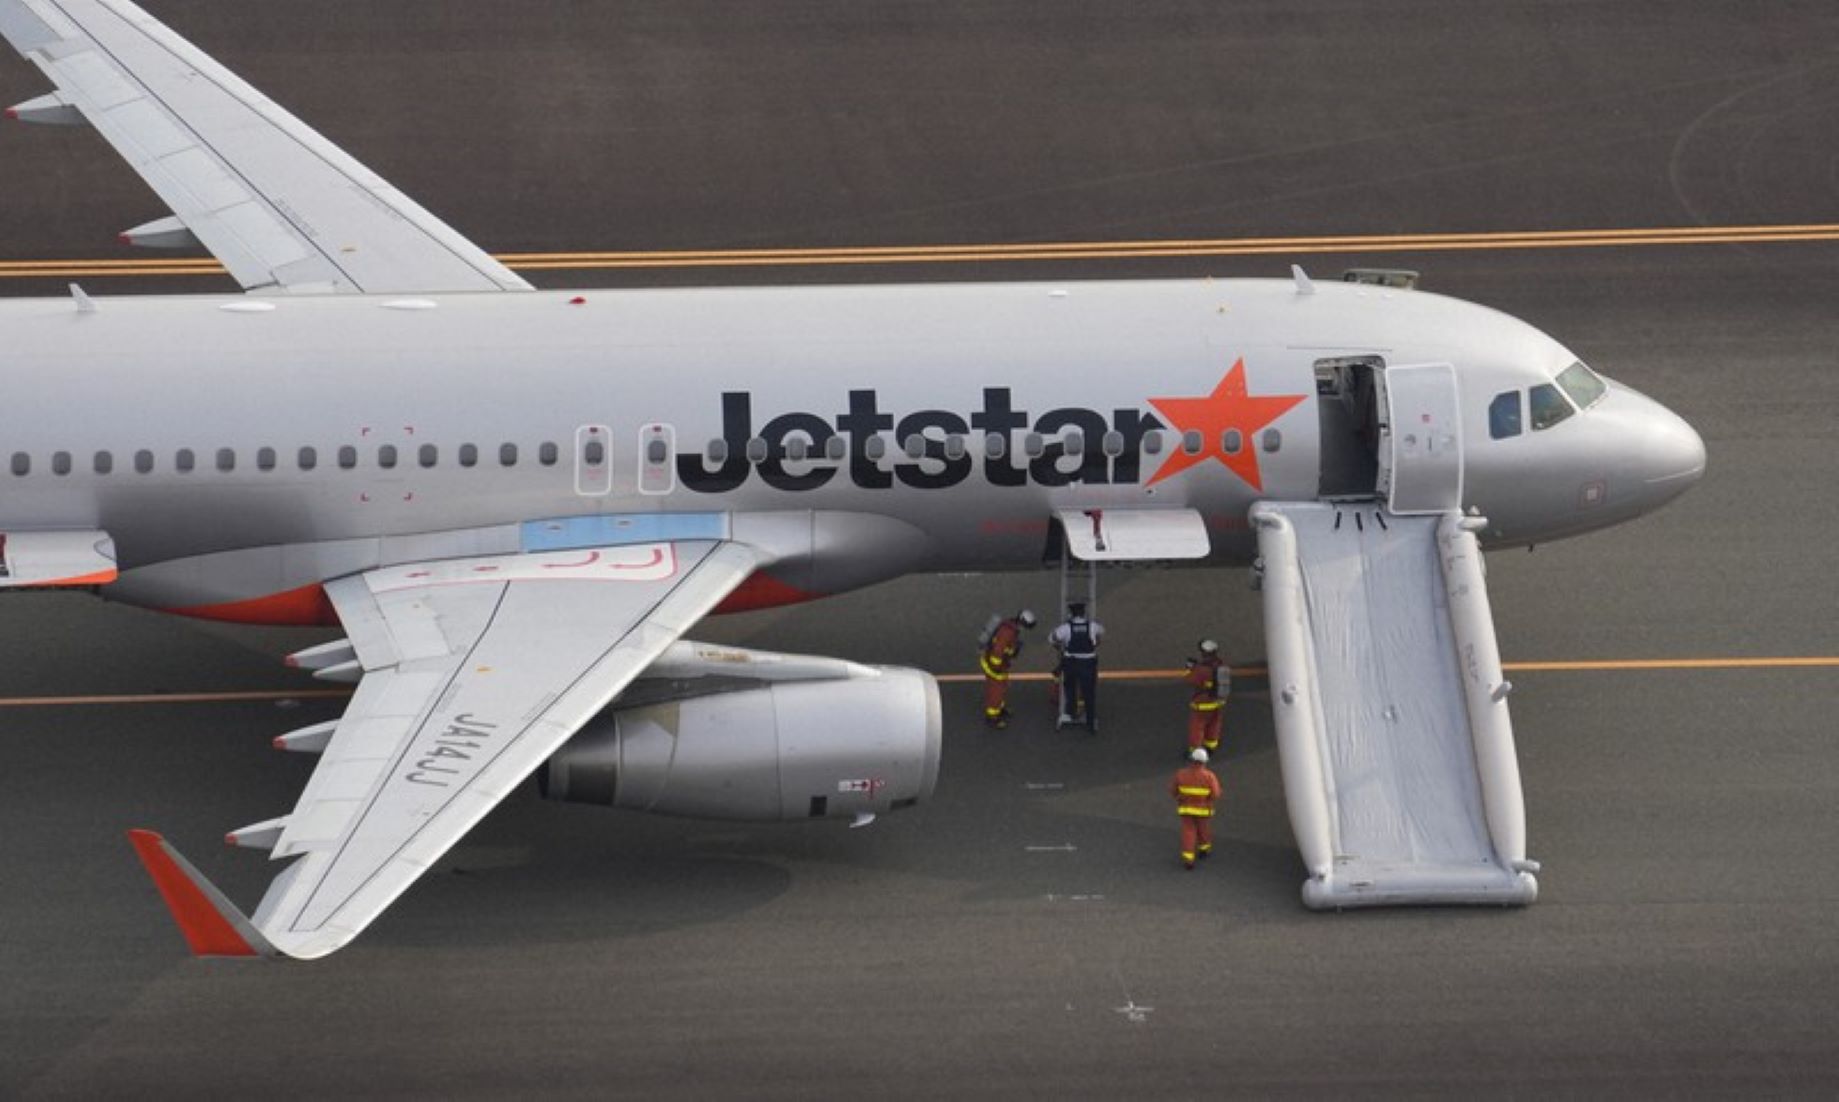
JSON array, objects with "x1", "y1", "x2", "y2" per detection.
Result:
[
  {"x1": 1375, "y1": 363, "x2": 1463, "y2": 514},
  {"x1": 575, "y1": 424, "x2": 612, "y2": 495}
]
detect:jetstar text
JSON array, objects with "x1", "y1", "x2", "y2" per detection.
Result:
[{"x1": 676, "y1": 389, "x2": 1167, "y2": 493}]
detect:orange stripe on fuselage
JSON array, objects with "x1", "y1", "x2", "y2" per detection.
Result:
[
  {"x1": 712, "y1": 571, "x2": 819, "y2": 614},
  {"x1": 163, "y1": 572, "x2": 812, "y2": 624},
  {"x1": 163, "y1": 570, "x2": 812, "y2": 629},
  {"x1": 43, "y1": 568, "x2": 119, "y2": 587},
  {"x1": 166, "y1": 583, "x2": 339, "y2": 626}
]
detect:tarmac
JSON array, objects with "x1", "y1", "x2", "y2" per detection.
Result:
[{"x1": 1, "y1": 1, "x2": 1836, "y2": 1096}]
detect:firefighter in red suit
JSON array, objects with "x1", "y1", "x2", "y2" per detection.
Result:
[
  {"x1": 1171, "y1": 747, "x2": 1222, "y2": 870},
  {"x1": 1184, "y1": 639, "x2": 1230, "y2": 752},
  {"x1": 980, "y1": 609, "x2": 1036, "y2": 729}
]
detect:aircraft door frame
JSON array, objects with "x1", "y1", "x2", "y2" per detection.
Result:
[
  {"x1": 575, "y1": 424, "x2": 612, "y2": 496},
  {"x1": 1375, "y1": 362, "x2": 1463, "y2": 514}
]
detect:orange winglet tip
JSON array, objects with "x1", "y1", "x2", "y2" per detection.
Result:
[{"x1": 127, "y1": 829, "x2": 274, "y2": 958}]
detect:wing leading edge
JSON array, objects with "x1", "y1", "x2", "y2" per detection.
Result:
[
  {"x1": 131, "y1": 540, "x2": 762, "y2": 959},
  {"x1": 0, "y1": 0, "x2": 531, "y2": 294}
]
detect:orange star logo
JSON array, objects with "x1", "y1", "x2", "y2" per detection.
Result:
[{"x1": 1146, "y1": 359, "x2": 1307, "y2": 491}]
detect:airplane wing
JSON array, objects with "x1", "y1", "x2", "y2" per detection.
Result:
[
  {"x1": 130, "y1": 540, "x2": 762, "y2": 959},
  {"x1": 0, "y1": 0, "x2": 531, "y2": 294}
]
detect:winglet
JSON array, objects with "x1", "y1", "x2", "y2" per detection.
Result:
[{"x1": 127, "y1": 830, "x2": 276, "y2": 958}]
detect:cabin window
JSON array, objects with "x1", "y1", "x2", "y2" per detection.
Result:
[
  {"x1": 944, "y1": 434, "x2": 967, "y2": 461},
  {"x1": 1142, "y1": 430, "x2": 1164, "y2": 455},
  {"x1": 863, "y1": 436, "x2": 887, "y2": 462},
  {"x1": 175, "y1": 449, "x2": 195, "y2": 473},
  {"x1": 745, "y1": 437, "x2": 769, "y2": 463},
  {"x1": 257, "y1": 447, "x2": 276, "y2": 471},
  {"x1": 1101, "y1": 431, "x2": 1124, "y2": 458},
  {"x1": 705, "y1": 439, "x2": 728, "y2": 464},
  {"x1": 1023, "y1": 432, "x2": 1044, "y2": 458},
  {"x1": 646, "y1": 438, "x2": 668, "y2": 464},
  {"x1": 9, "y1": 453, "x2": 26, "y2": 476},
  {"x1": 1063, "y1": 431, "x2": 1085, "y2": 457},
  {"x1": 298, "y1": 447, "x2": 317, "y2": 471},
  {"x1": 93, "y1": 451, "x2": 113, "y2": 475},
  {"x1": 419, "y1": 444, "x2": 439, "y2": 468},
  {"x1": 499, "y1": 443, "x2": 518, "y2": 467},
  {"x1": 459, "y1": 443, "x2": 478, "y2": 468},
  {"x1": 377, "y1": 445, "x2": 397, "y2": 469},
  {"x1": 785, "y1": 437, "x2": 809, "y2": 462},
  {"x1": 1262, "y1": 428, "x2": 1282, "y2": 453},
  {"x1": 825, "y1": 436, "x2": 847, "y2": 461},
  {"x1": 1529, "y1": 383, "x2": 1574, "y2": 431},
  {"x1": 538, "y1": 442, "x2": 559, "y2": 466},
  {"x1": 984, "y1": 432, "x2": 1007, "y2": 460},
  {"x1": 1182, "y1": 429, "x2": 1203, "y2": 455},
  {"x1": 903, "y1": 434, "x2": 925, "y2": 459},
  {"x1": 1489, "y1": 391, "x2": 1523, "y2": 439},
  {"x1": 52, "y1": 451, "x2": 71, "y2": 475},
  {"x1": 1222, "y1": 429, "x2": 1242, "y2": 455},
  {"x1": 338, "y1": 446, "x2": 357, "y2": 469},
  {"x1": 134, "y1": 450, "x2": 154, "y2": 474}
]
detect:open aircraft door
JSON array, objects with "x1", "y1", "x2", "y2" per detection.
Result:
[{"x1": 1375, "y1": 362, "x2": 1463, "y2": 514}]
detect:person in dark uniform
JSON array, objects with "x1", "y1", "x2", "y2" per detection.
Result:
[{"x1": 1050, "y1": 601, "x2": 1104, "y2": 732}]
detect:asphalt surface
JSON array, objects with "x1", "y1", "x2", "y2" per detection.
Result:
[{"x1": 3, "y1": 1, "x2": 1838, "y2": 1097}]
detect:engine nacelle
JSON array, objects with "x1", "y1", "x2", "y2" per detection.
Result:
[{"x1": 538, "y1": 667, "x2": 941, "y2": 822}]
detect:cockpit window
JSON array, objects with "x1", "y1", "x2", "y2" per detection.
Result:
[
  {"x1": 1529, "y1": 383, "x2": 1574, "y2": 430},
  {"x1": 1556, "y1": 361, "x2": 1607, "y2": 410},
  {"x1": 1489, "y1": 391, "x2": 1523, "y2": 439}
]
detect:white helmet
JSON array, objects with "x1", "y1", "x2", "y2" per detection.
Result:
[
  {"x1": 1018, "y1": 609, "x2": 1038, "y2": 628},
  {"x1": 1189, "y1": 747, "x2": 1209, "y2": 764},
  {"x1": 1198, "y1": 639, "x2": 1219, "y2": 655}
]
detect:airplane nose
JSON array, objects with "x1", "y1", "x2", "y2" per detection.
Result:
[{"x1": 1642, "y1": 403, "x2": 1706, "y2": 501}]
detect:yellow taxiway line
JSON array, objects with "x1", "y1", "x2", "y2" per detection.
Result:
[
  {"x1": 0, "y1": 689, "x2": 357, "y2": 708},
  {"x1": 4, "y1": 223, "x2": 1838, "y2": 280},
  {"x1": 936, "y1": 656, "x2": 1839, "y2": 683},
  {"x1": 0, "y1": 656, "x2": 1830, "y2": 706}
]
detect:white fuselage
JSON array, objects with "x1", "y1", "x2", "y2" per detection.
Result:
[{"x1": 0, "y1": 277, "x2": 1703, "y2": 620}]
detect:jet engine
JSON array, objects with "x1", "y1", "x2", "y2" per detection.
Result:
[{"x1": 538, "y1": 661, "x2": 940, "y2": 824}]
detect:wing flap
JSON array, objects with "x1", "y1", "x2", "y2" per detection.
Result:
[{"x1": 0, "y1": 0, "x2": 61, "y2": 51}]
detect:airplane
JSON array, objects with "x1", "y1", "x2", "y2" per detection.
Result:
[{"x1": 1, "y1": 0, "x2": 1705, "y2": 959}]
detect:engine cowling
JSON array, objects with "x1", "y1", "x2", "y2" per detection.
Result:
[{"x1": 538, "y1": 667, "x2": 941, "y2": 822}]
